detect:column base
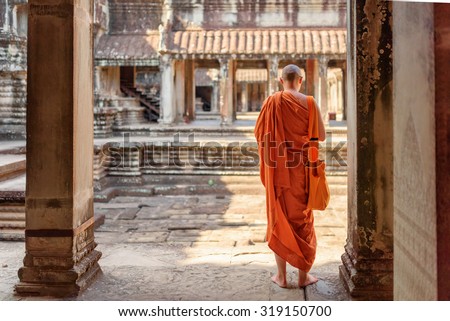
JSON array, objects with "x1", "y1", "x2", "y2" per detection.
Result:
[
  {"x1": 339, "y1": 244, "x2": 393, "y2": 300},
  {"x1": 157, "y1": 118, "x2": 176, "y2": 126},
  {"x1": 220, "y1": 118, "x2": 234, "y2": 126},
  {"x1": 16, "y1": 248, "x2": 102, "y2": 298}
]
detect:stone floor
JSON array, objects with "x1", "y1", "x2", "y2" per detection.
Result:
[{"x1": 0, "y1": 176, "x2": 349, "y2": 301}]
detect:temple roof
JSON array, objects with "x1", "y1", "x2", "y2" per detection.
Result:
[
  {"x1": 167, "y1": 29, "x2": 346, "y2": 57},
  {"x1": 95, "y1": 33, "x2": 160, "y2": 66},
  {"x1": 95, "y1": 28, "x2": 346, "y2": 66}
]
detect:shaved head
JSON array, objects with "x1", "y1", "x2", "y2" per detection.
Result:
[{"x1": 282, "y1": 64, "x2": 302, "y2": 82}]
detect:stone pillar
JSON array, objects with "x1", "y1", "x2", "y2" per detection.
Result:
[
  {"x1": 94, "y1": 66, "x2": 102, "y2": 95},
  {"x1": 342, "y1": 62, "x2": 347, "y2": 121},
  {"x1": 3, "y1": 0, "x2": 10, "y2": 32},
  {"x1": 318, "y1": 56, "x2": 329, "y2": 123},
  {"x1": 219, "y1": 58, "x2": 234, "y2": 125},
  {"x1": 232, "y1": 61, "x2": 237, "y2": 121},
  {"x1": 305, "y1": 58, "x2": 318, "y2": 97},
  {"x1": 174, "y1": 60, "x2": 185, "y2": 122},
  {"x1": 159, "y1": 54, "x2": 175, "y2": 124},
  {"x1": 434, "y1": 3, "x2": 450, "y2": 301},
  {"x1": 240, "y1": 83, "x2": 248, "y2": 112},
  {"x1": 185, "y1": 59, "x2": 195, "y2": 120},
  {"x1": 211, "y1": 80, "x2": 219, "y2": 113},
  {"x1": 16, "y1": 0, "x2": 101, "y2": 297},
  {"x1": 392, "y1": 1, "x2": 450, "y2": 300},
  {"x1": 267, "y1": 56, "x2": 279, "y2": 95},
  {"x1": 339, "y1": 0, "x2": 394, "y2": 300},
  {"x1": 335, "y1": 68, "x2": 343, "y2": 120}
]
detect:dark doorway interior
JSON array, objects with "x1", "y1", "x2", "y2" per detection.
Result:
[{"x1": 196, "y1": 86, "x2": 212, "y2": 112}]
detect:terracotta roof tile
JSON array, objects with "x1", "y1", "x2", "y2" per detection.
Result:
[
  {"x1": 205, "y1": 31, "x2": 214, "y2": 53},
  {"x1": 287, "y1": 30, "x2": 296, "y2": 54},
  {"x1": 238, "y1": 30, "x2": 246, "y2": 53},
  {"x1": 197, "y1": 31, "x2": 206, "y2": 54},
  {"x1": 295, "y1": 30, "x2": 304, "y2": 53},
  {"x1": 229, "y1": 30, "x2": 238, "y2": 53},
  {"x1": 303, "y1": 31, "x2": 312, "y2": 54},
  {"x1": 262, "y1": 30, "x2": 270, "y2": 53},
  {"x1": 337, "y1": 30, "x2": 346, "y2": 54},
  {"x1": 235, "y1": 69, "x2": 268, "y2": 82},
  {"x1": 246, "y1": 30, "x2": 254, "y2": 54},
  {"x1": 213, "y1": 30, "x2": 222, "y2": 53},
  {"x1": 269, "y1": 30, "x2": 278, "y2": 54}
]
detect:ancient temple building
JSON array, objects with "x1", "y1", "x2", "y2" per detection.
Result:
[
  {"x1": 94, "y1": 0, "x2": 348, "y2": 126},
  {"x1": 0, "y1": 0, "x2": 347, "y2": 136}
]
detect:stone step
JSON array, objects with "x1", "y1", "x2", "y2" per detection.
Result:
[
  {"x1": 0, "y1": 213, "x2": 106, "y2": 242},
  {"x1": 0, "y1": 220, "x2": 25, "y2": 229},
  {"x1": 0, "y1": 154, "x2": 26, "y2": 182},
  {"x1": 0, "y1": 229, "x2": 24, "y2": 241},
  {"x1": 93, "y1": 180, "x2": 347, "y2": 202},
  {"x1": 0, "y1": 202, "x2": 26, "y2": 241},
  {"x1": 0, "y1": 211, "x2": 25, "y2": 221},
  {"x1": 195, "y1": 112, "x2": 222, "y2": 120},
  {"x1": 109, "y1": 125, "x2": 255, "y2": 137},
  {"x1": 0, "y1": 174, "x2": 25, "y2": 193},
  {"x1": 140, "y1": 173, "x2": 348, "y2": 185}
]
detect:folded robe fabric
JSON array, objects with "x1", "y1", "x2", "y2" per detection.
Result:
[{"x1": 254, "y1": 91, "x2": 316, "y2": 272}]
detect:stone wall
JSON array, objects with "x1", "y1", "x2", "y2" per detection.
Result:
[
  {"x1": 0, "y1": 0, "x2": 27, "y2": 32},
  {"x1": 171, "y1": 0, "x2": 346, "y2": 30},
  {"x1": 135, "y1": 66, "x2": 161, "y2": 94},
  {"x1": 0, "y1": 27, "x2": 27, "y2": 139},
  {"x1": 107, "y1": 0, "x2": 346, "y2": 34},
  {"x1": 95, "y1": 0, "x2": 109, "y2": 32},
  {"x1": 108, "y1": 0, "x2": 163, "y2": 34},
  {"x1": 392, "y1": 2, "x2": 437, "y2": 300}
]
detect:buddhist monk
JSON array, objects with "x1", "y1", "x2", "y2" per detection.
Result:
[{"x1": 254, "y1": 64, "x2": 326, "y2": 288}]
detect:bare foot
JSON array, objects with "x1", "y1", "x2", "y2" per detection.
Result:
[
  {"x1": 271, "y1": 274, "x2": 287, "y2": 288},
  {"x1": 298, "y1": 273, "x2": 319, "y2": 288}
]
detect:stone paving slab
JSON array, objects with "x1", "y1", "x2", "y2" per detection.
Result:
[{"x1": 0, "y1": 178, "x2": 349, "y2": 301}]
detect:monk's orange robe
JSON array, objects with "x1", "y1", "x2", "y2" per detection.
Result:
[{"x1": 254, "y1": 91, "x2": 316, "y2": 272}]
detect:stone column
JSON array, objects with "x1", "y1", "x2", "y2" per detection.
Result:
[
  {"x1": 318, "y1": 56, "x2": 329, "y2": 123},
  {"x1": 159, "y1": 54, "x2": 175, "y2": 125},
  {"x1": 16, "y1": 0, "x2": 101, "y2": 297},
  {"x1": 240, "y1": 83, "x2": 248, "y2": 112},
  {"x1": 174, "y1": 60, "x2": 185, "y2": 122},
  {"x1": 218, "y1": 58, "x2": 234, "y2": 125},
  {"x1": 342, "y1": 61, "x2": 347, "y2": 121},
  {"x1": 305, "y1": 58, "x2": 318, "y2": 97},
  {"x1": 211, "y1": 80, "x2": 219, "y2": 113},
  {"x1": 434, "y1": 3, "x2": 450, "y2": 301},
  {"x1": 336, "y1": 69, "x2": 343, "y2": 120},
  {"x1": 3, "y1": 0, "x2": 10, "y2": 32},
  {"x1": 232, "y1": 60, "x2": 237, "y2": 121},
  {"x1": 184, "y1": 59, "x2": 195, "y2": 120},
  {"x1": 339, "y1": 0, "x2": 394, "y2": 300},
  {"x1": 267, "y1": 56, "x2": 279, "y2": 95},
  {"x1": 94, "y1": 66, "x2": 102, "y2": 95}
]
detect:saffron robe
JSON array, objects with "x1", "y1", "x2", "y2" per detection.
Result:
[{"x1": 254, "y1": 91, "x2": 316, "y2": 272}]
